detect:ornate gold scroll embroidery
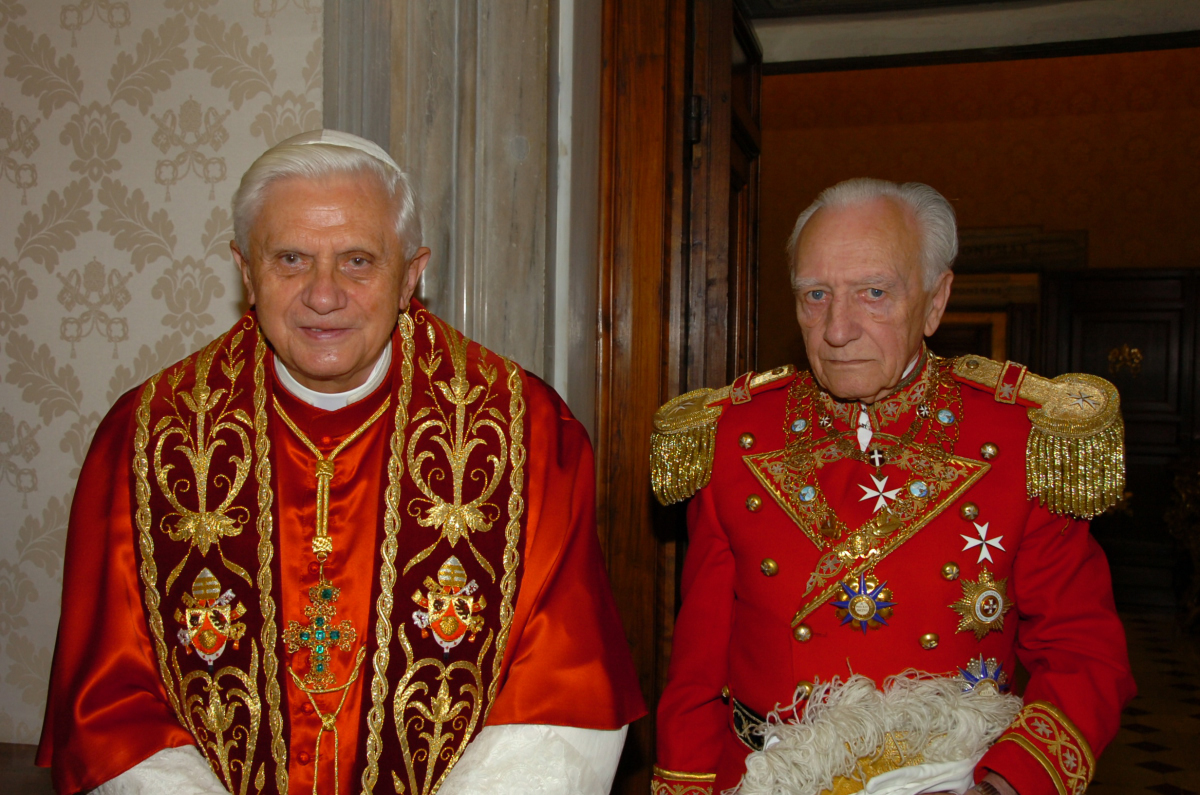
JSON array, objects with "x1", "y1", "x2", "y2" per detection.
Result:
[
  {"x1": 173, "y1": 642, "x2": 262, "y2": 795},
  {"x1": 135, "y1": 317, "x2": 272, "y2": 793},
  {"x1": 996, "y1": 701, "x2": 1095, "y2": 795},
  {"x1": 380, "y1": 312, "x2": 527, "y2": 794},
  {"x1": 403, "y1": 316, "x2": 509, "y2": 580},
  {"x1": 392, "y1": 634, "x2": 490, "y2": 795},
  {"x1": 152, "y1": 331, "x2": 254, "y2": 591},
  {"x1": 487, "y1": 358, "x2": 526, "y2": 708}
]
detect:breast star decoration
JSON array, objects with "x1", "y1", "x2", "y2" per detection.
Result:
[
  {"x1": 950, "y1": 567, "x2": 1012, "y2": 640},
  {"x1": 833, "y1": 572, "x2": 895, "y2": 632}
]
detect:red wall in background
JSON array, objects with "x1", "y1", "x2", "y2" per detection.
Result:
[{"x1": 758, "y1": 47, "x2": 1200, "y2": 370}]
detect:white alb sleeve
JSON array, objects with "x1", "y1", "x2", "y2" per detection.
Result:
[
  {"x1": 92, "y1": 745, "x2": 230, "y2": 795},
  {"x1": 437, "y1": 723, "x2": 629, "y2": 795}
]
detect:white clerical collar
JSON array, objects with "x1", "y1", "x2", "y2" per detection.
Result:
[{"x1": 273, "y1": 342, "x2": 392, "y2": 411}]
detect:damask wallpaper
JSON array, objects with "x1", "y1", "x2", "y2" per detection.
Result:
[{"x1": 0, "y1": 0, "x2": 322, "y2": 743}]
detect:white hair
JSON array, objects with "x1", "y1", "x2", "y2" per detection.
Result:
[
  {"x1": 232, "y1": 132, "x2": 422, "y2": 261},
  {"x1": 786, "y1": 178, "x2": 957, "y2": 290}
]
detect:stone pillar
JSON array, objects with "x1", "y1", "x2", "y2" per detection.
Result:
[{"x1": 326, "y1": 0, "x2": 599, "y2": 432}]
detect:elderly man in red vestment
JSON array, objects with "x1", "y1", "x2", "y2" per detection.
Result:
[
  {"x1": 36, "y1": 130, "x2": 644, "y2": 795},
  {"x1": 649, "y1": 178, "x2": 1134, "y2": 795}
]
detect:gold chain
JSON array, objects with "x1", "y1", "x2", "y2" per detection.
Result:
[{"x1": 272, "y1": 394, "x2": 391, "y2": 560}]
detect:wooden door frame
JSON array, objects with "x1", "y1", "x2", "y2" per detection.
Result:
[
  {"x1": 597, "y1": 0, "x2": 691, "y2": 790},
  {"x1": 598, "y1": 0, "x2": 761, "y2": 791}
]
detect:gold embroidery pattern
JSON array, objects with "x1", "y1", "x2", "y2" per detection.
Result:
[
  {"x1": 152, "y1": 331, "x2": 254, "y2": 592},
  {"x1": 995, "y1": 701, "x2": 1095, "y2": 795},
  {"x1": 489, "y1": 357, "x2": 526, "y2": 707},
  {"x1": 404, "y1": 315, "x2": 509, "y2": 580},
  {"x1": 252, "y1": 328, "x2": 287, "y2": 792},
  {"x1": 172, "y1": 642, "x2": 262, "y2": 795},
  {"x1": 362, "y1": 311, "x2": 416, "y2": 793},
  {"x1": 135, "y1": 319, "x2": 270, "y2": 795},
  {"x1": 392, "y1": 631, "x2": 490, "y2": 795},
  {"x1": 651, "y1": 767, "x2": 716, "y2": 795},
  {"x1": 742, "y1": 359, "x2": 990, "y2": 627},
  {"x1": 388, "y1": 314, "x2": 526, "y2": 793}
]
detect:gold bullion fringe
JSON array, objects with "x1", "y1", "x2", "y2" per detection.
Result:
[
  {"x1": 1027, "y1": 416, "x2": 1125, "y2": 519},
  {"x1": 651, "y1": 422, "x2": 718, "y2": 506}
]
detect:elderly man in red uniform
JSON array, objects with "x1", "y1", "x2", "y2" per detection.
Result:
[
  {"x1": 37, "y1": 130, "x2": 644, "y2": 795},
  {"x1": 649, "y1": 178, "x2": 1133, "y2": 795}
]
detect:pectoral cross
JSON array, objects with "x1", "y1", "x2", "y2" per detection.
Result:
[{"x1": 282, "y1": 578, "x2": 357, "y2": 691}]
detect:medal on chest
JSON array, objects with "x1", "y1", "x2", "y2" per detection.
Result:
[{"x1": 743, "y1": 357, "x2": 990, "y2": 633}]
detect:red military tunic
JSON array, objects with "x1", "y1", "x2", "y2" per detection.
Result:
[
  {"x1": 37, "y1": 308, "x2": 645, "y2": 794},
  {"x1": 651, "y1": 353, "x2": 1134, "y2": 795}
]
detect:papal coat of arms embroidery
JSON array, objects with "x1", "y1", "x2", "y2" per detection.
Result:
[
  {"x1": 174, "y1": 567, "x2": 247, "y2": 668},
  {"x1": 412, "y1": 555, "x2": 486, "y2": 655}
]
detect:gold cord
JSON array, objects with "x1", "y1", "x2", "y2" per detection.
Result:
[
  {"x1": 287, "y1": 647, "x2": 368, "y2": 795},
  {"x1": 272, "y1": 391, "x2": 390, "y2": 794},
  {"x1": 272, "y1": 394, "x2": 391, "y2": 559}
]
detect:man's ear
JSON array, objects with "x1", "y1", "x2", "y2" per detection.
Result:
[
  {"x1": 231, "y1": 241, "x2": 257, "y2": 306},
  {"x1": 923, "y1": 270, "x2": 954, "y2": 337},
  {"x1": 399, "y1": 247, "x2": 432, "y2": 310}
]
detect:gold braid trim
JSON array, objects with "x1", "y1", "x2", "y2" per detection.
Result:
[
  {"x1": 362, "y1": 311, "x2": 415, "y2": 792},
  {"x1": 953, "y1": 356, "x2": 1125, "y2": 518},
  {"x1": 651, "y1": 766, "x2": 716, "y2": 795},
  {"x1": 252, "y1": 329, "x2": 288, "y2": 792},
  {"x1": 994, "y1": 701, "x2": 1096, "y2": 795},
  {"x1": 650, "y1": 366, "x2": 794, "y2": 505}
]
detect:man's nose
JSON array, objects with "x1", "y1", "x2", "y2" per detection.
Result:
[
  {"x1": 302, "y1": 261, "x2": 347, "y2": 313},
  {"x1": 823, "y1": 294, "x2": 861, "y2": 347}
]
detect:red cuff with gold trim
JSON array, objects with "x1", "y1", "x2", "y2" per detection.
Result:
[
  {"x1": 651, "y1": 766, "x2": 716, "y2": 795},
  {"x1": 980, "y1": 701, "x2": 1096, "y2": 795}
]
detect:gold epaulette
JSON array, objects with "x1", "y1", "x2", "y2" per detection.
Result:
[
  {"x1": 650, "y1": 366, "x2": 795, "y2": 506},
  {"x1": 953, "y1": 355, "x2": 1125, "y2": 519}
]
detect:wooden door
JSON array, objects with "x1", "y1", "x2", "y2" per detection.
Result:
[
  {"x1": 1042, "y1": 270, "x2": 1197, "y2": 609},
  {"x1": 598, "y1": 0, "x2": 762, "y2": 791}
]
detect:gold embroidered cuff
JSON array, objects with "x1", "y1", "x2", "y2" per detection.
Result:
[
  {"x1": 651, "y1": 766, "x2": 716, "y2": 795},
  {"x1": 994, "y1": 700, "x2": 1096, "y2": 795}
]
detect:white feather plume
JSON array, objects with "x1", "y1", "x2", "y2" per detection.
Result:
[{"x1": 730, "y1": 672, "x2": 1022, "y2": 795}]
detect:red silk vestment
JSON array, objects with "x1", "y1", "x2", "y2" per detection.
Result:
[
  {"x1": 653, "y1": 355, "x2": 1134, "y2": 795},
  {"x1": 38, "y1": 304, "x2": 644, "y2": 794}
]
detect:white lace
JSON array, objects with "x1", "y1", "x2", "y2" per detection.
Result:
[
  {"x1": 440, "y1": 724, "x2": 627, "y2": 795},
  {"x1": 93, "y1": 746, "x2": 229, "y2": 795},
  {"x1": 93, "y1": 724, "x2": 628, "y2": 794}
]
